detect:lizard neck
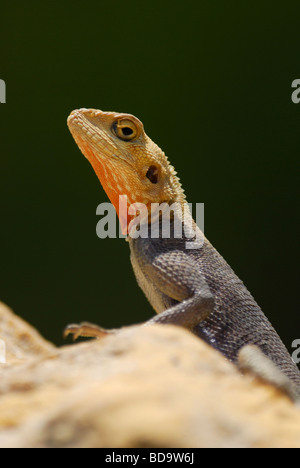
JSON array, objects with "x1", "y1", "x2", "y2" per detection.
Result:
[{"x1": 127, "y1": 201, "x2": 203, "y2": 250}]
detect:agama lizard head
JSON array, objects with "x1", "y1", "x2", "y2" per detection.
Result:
[{"x1": 67, "y1": 109, "x2": 185, "y2": 233}]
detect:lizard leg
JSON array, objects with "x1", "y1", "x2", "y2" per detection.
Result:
[
  {"x1": 238, "y1": 345, "x2": 300, "y2": 403},
  {"x1": 145, "y1": 292, "x2": 213, "y2": 329},
  {"x1": 63, "y1": 322, "x2": 117, "y2": 340},
  {"x1": 64, "y1": 252, "x2": 214, "y2": 340},
  {"x1": 142, "y1": 251, "x2": 214, "y2": 330}
]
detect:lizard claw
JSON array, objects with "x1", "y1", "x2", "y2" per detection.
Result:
[{"x1": 63, "y1": 322, "x2": 114, "y2": 340}]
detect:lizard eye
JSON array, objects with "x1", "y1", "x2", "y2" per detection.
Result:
[
  {"x1": 113, "y1": 119, "x2": 138, "y2": 141},
  {"x1": 146, "y1": 165, "x2": 159, "y2": 184}
]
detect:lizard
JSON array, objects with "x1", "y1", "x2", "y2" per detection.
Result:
[{"x1": 65, "y1": 108, "x2": 300, "y2": 401}]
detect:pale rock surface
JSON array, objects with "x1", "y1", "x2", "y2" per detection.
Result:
[{"x1": 0, "y1": 301, "x2": 300, "y2": 448}]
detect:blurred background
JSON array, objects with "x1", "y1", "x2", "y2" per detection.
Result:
[{"x1": 0, "y1": 2, "x2": 299, "y2": 365}]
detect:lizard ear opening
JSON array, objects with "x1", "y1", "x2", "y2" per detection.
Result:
[
  {"x1": 146, "y1": 165, "x2": 159, "y2": 184},
  {"x1": 112, "y1": 119, "x2": 138, "y2": 141}
]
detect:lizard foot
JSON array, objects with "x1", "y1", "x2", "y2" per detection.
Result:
[{"x1": 63, "y1": 322, "x2": 116, "y2": 340}]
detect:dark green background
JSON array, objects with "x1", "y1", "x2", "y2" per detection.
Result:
[{"x1": 0, "y1": 2, "x2": 299, "y2": 361}]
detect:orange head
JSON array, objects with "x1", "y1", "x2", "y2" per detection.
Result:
[{"x1": 67, "y1": 109, "x2": 185, "y2": 233}]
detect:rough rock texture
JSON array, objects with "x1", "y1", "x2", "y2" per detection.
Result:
[{"x1": 0, "y1": 301, "x2": 300, "y2": 448}]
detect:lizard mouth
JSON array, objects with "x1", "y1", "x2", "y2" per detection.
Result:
[
  {"x1": 67, "y1": 109, "x2": 101, "y2": 146},
  {"x1": 67, "y1": 109, "x2": 117, "y2": 165},
  {"x1": 67, "y1": 108, "x2": 137, "y2": 167}
]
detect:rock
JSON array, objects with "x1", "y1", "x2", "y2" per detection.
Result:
[
  {"x1": 0, "y1": 301, "x2": 300, "y2": 448},
  {"x1": 0, "y1": 302, "x2": 55, "y2": 362}
]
